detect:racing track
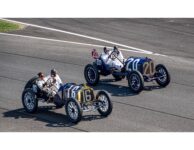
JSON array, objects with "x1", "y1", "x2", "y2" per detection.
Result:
[{"x1": 1, "y1": 18, "x2": 194, "y2": 131}]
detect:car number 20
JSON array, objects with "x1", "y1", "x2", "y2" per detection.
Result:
[{"x1": 126, "y1": 58, "x2": 140, "y2": 71}]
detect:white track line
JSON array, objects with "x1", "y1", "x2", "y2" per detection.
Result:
[
  {"x1": 0, "y1": 32, "x2": 155, "y2": 54},
  {"x1": 1, "y1": 18, "x2": 156, "y2": 54}
]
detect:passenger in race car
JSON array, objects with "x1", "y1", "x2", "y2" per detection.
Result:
[
  {"x1": 36, "y1": 72, "x2": 47, "y2": 89},
  {"x1": 45, "y1": 69, "x2": 63, "y2": 96},
  {"x1": 35, "y1": 72, "x2": 50, "y2": 100},
  {"x1": 91, "y1": 48, "x2": 99, "y2": 59}
]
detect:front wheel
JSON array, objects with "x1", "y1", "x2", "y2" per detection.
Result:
[
  {"x1": 84, "y1": 64, "x2": 100, "y2": 86},
  {"x1": 127, "y1": 71, "x2": 144, "y2": 93},
  {"x1": 155, "y1": 64, "x2": 170, "y2": 87},
  {"x1": 65, "y1": 98, "x2": 82, "y2": 124},
  {"x1": 96, "y1": 91, "x2": 112, "y2": 117},
  {"x1": 22, "y1": 88, "x2": 38, "y2": 113}
]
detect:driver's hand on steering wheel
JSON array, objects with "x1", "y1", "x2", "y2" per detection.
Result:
[
  {"x1": 53, "y1": 78, "x2": 56, "y2": 83},
  {"x1": 110, "y1": 54, "x2": 116, "y2": 60}
]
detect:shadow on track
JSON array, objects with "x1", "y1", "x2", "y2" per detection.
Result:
[
  {"x1": 92, "y1": 78, "x2": 163, "y2": 97},
  {"x1": 3, "y1": 106, "x2": 105, "y2": 128}
]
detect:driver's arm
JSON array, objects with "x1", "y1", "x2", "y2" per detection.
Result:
[
  {"x1": 57, "y1": 75, "x2": 63, "y2": 85},
  {"x1": 36, "y1": 80, "x2": 44, "y2": 89},
  {"x1": 42, "y1": 76, "x2": 49, "y2": 87},
  {"x1": 118, "y1": 50, "x2": 124, "y2": 59}
]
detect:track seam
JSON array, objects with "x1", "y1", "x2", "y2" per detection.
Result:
[
  {"x1": 0, "y1": 51, "x2": 82, "y2": 67},
  {"x1": 130, "y1": 20, "x2": 194, "y2": 37},
  {"x1": 113, "y1": 101, "x2": 194, "y2": 121}
]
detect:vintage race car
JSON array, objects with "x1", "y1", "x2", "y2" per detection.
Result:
[
  {"x1": 84, "y1": 48, "x2": 171, "y2": 93},
  {"x1": 22, "y1": 76, "x2": 113, "y2": 123}
]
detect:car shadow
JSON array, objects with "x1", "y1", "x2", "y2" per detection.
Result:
[
  {"x1": 3, "y1": 106, "x2": 105, "y2": 128},
  {"x1": 91, "y1": 79, "x2": 163, "y2": 97}
]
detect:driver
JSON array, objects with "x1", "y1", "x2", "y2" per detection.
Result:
[
  {"x1": 109, "y1": 46, "x2": 124, "y2": 71},
  {"x1": 101, "y1": 46, "x2": 125, "y2": 71},
  {"x1": 113, "y1": 46, "x2": 125, "y2": 63},
  {"x1": 46, "y1": 69, "x2": 63, "y2": 94},
  {"x1": 110, "y1": 46, "x2": 125, "y2": 71}
]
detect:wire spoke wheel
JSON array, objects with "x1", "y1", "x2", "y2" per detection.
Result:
[
  {"x1": 130, "y1": 74, "x2": 141, "y2": 91},
  {"x1": 87, "y1": 67, "x2": 96, "y2": 82},
  {"x1": 157, "y1": 68, "x2": 167, "y2": 83},
  {"x1": 24, "y1": 92, "x2": 35, "y2": 110},
  {"x1": 128, "y1": 71, "x2": 144, "y2": 93},
  {"x1": 97, "y1": 91, "x2": 112, "y2": 117},
  {"x1": 84, "y1": 64, "x2": 99, "y2": 86},
  {"x1": 22, "y1": 89, "x2": 38, "y2": 113},
  {"x1": 98, "y1": 95, "x2": 109, "y2": 112},
  {"x1": 155, "y1": 64, "x2": 170, "y2": 87},
  {"x1": 67, "y1": 101, "x2": 79, "y2": 120},
  {"x1": 65, "y1": 98, "x2": 82, "y2": 124}
]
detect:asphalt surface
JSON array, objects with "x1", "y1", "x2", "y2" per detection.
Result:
[{"x1": 1, "y1": 18, "x2": 194, "y2": 131}]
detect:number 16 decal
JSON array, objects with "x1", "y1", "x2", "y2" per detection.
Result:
[{"x1": 84, "y1": 90, "x2": 92, "y2": 102}]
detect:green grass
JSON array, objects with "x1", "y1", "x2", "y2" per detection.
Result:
[{"x1": 0, "y1": 20, "x2": 24, "y2": 32}]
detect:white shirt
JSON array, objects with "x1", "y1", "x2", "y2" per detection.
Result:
[
  {"x1": 100, "y1": 51, "x2": 112, "y2": 65},
  {"x1": 36, "y1": 77, "x2": 46, "y2": 89},
  {"x1": 117, "y1": 50, "x2": 125, "y2": 62},
  {"x1": 102, "y1": 50, "x2": 125, "y2": 70},
  {"x1": 45, "y1": 74, "x2": 63, "y2": 90}
]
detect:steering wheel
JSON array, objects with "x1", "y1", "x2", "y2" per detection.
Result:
[
  {"x1": 108, "y1": 50, "x2": 125, "y2": 65},
  {"x1": 44, "y1": 78, "x2": 57, "y2": 88},
  {"x1": 109, "y1": 51, "x2": 118, "y2": 60}
]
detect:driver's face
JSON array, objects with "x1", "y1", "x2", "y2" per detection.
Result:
[{"x1": 39, "y1": 74, "x2": 44, "y2": 80}]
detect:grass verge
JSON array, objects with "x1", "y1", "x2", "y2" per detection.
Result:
[{"x1": 0, "y1": 20, "x2": 25, "y2": 32}]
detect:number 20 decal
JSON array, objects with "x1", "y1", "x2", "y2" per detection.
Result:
[
  {"x1": 133, "y1": 59, "x2": 140, "y2": 70},
  {"x1": 126, "y1": 58, "x2": 140, "y2": 71},
  {"x1": 143, "y1": 61, "x2": 154, "y2": 75}
]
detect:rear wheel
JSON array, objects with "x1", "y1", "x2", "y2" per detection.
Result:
[
  {"x1": 96, "y1": 91, "x2": 112, "y2": 117},
  {"x1": 127, "y1": 71, "x2": 144, "y2": 93},
  {"x1": 155, "y1": 64, "x2": 170, "y2": 87},
  {"x1": 84, "y1": 64, "x2": 99, "y2": 86},
  {"x1": 22, "y1": 88, "x2": 38, "y2": 113},
  {"x1": 65, "y1": 98, "x2": 82, "y2": 124}
]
